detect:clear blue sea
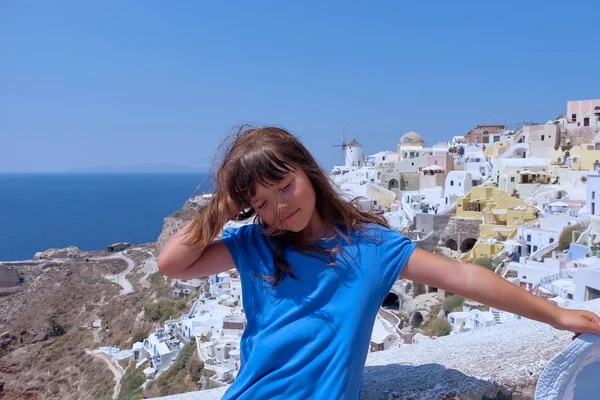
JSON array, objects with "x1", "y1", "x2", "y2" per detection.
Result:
[{"x1": 0, "y1": 173, "x2": 209, "y2": 261}]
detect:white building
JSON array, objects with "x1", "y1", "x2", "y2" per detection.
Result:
[
  {"x1": 141, "y1": 327, "x2": 182, "y2": 372},
  {"x1": 492, "y1": 158, "x2": 549, "y2": 198},
  {"x1": 344, "y1": 139, "x2": 363, "y2": 167},
  {"x1": 395, "y1": 148, "x2": 430, "y2": 173},
  {"x1": 574, "y1": 267, "x2": 600, "y2": 304},
  {"x1": 509, "y1": 258, "x2": 561, "y2": 292},
  {"x1": 367, "y1": 151, "x2": 397, "y2": 166},
  {"x1": 587, "y1": 174, "x2": 600, "y2": 216},
  {"x1": 516, "y1": 215, "x2": 576, "y2": 256},
  {"x1": 447, "y1": 308, "x2": 495, "y2": 333},
  {"x1": 443, "y1": 171, "x2": 483, "y2": 208}
]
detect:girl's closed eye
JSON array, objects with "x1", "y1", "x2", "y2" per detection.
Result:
[{"x1": 257, "y1": 201, "x2": 267, "y2": 209}]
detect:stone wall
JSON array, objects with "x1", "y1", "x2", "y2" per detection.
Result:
[
  {"x1": 565, "y1": 126, "x2": 600, "y2": 146},
  {"x1": 412, "y1": 214, "x2": 452, "y2": 251},
  {"x1": 0, "y1": 268, "x2": 20, "y2": 288},
  {"x1": 440, "y1": 216, "x2": 481, "y2": 251}
]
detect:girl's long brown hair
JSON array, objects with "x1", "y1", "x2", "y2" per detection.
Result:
[{"x1": 185, "y1": 126, "x2": 389, "y2": 286}]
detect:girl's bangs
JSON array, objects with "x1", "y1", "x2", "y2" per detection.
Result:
[{"x1": 229, "y1": 148, "x2": 295, "y2": 204}]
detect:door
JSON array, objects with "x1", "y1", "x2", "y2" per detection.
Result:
[{"x1": 584, "y1": 117, "x2": 590, "y2": 127}]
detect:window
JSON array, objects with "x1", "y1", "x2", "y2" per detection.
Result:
[
  {"x1": 523, "y1": 276, "x2": 527, "y2": 279},
  {"x1": 593, "y1": 192, "x2": 596, "y2": 200},
  {"x1": 572, "y1": 113, "x2": 577, "y2": 121},
  {"x1": 382, "y1": 156, "x2": 386, "y2": 161},
  {"x1": 494, "y1": 136, "x2": 500, "y2": 142},
  {"x1": 434, "y1": 160, "x2": 438, "y2": 165},
  {"x1": 458, "y1": 182, "x2": 461, "y2": 186},
  {"x1": 373, "y1": 201, "x2": 378, "y2": 206},
  {"x1": 533, "y1": 246, "x2": 538, "y2": 252},
  {"x1": 586, "y1": 287, "x2": 600, "y2": 301},
  {"x1": 541, "y1": 135, "x2": 545, "y2": 141},
  {"x1": 527, "y1": 235, "x2": 532, "y2": 242},
  {"x1": 510, "y1": 177, "x2": 515, "y2": 182},
  {"x1": 550, "y1": 238, "x2": 554, "y2": 244},
  {"x1": 450, "y1": 180, "x2": 454, "y2": 186},
  {"x1": 445, "y1": 198, "x2": 448, "y2": 204},
  {"x1": 513, "y1": 217, "x2": 519, "y2": 223},
  {"x1": 483, "y1": 136, "x2": 490, "y2": 144},
  {"x1": 584, "y1": 117, "x2": 590, "y2": 127}
]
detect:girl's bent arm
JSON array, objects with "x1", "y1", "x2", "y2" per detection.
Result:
[
  {"x1": 401, "y1": 248, "x2": 600, "y2": 335},
  {"x1": 157, "y1": 222, "x2": 235, "y2": 280}
]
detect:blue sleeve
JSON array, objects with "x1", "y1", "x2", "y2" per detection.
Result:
[
  {"x1": 221, "y1": 226, "x2": 245, "y2": 272},
  {"x1": 377, "y1": 227, "x2": 417, "y2": 300},
  {"x1": 221, "y1": 223, "x2": 262, "y2": 273}
]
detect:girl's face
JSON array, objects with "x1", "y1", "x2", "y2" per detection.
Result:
[{"x1": 249, "y1": 168, "x2": 316, "y2": 232}]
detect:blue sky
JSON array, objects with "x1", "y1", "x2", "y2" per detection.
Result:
[{"x1": 1, "y1": 0, "x2": 598, "y2": 172}]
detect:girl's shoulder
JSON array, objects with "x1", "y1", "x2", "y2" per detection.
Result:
[
  {"x1": 356, "y1": 222, "x2": 398, "y2": 238},
  {"x1": 344, "y1": 223, "x2": 405, "y2": 248},
  {"x1": 222, "y1": 221, "x2": 264, "y2": 241}
]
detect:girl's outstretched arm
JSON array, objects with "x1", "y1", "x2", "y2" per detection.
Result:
[{"x1": 401, "y1": 248, "x2": 600, "y2": 336}]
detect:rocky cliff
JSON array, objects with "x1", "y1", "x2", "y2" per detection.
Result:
[{"x1": 155, "y1": 196, "x2": 210, "y2": 254}]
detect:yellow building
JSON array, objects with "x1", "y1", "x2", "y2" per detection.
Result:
[{"x1": 457, "y1": 187, "x2": 537, "y2": 261}]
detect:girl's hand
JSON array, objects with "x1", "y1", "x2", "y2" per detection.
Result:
[{"x1": 552, "y1": 309, "x2": 600, "y2": 339}]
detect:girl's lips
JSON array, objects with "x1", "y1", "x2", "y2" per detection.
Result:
[{"x1": 285, "y1": 209, "x2": 299, "y2": 221}]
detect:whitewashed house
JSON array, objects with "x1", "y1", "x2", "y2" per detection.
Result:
[
  {"x1": 509, "y1": 258, "x2": 561, "y2": 292},
  {"x1": 443, "y1": 171, "x2": 483, "y2": 209},
  {"x1": 492, "y1": 158, "x2": 549, "y2": 198},
  {"x1": 141, "y1": 328, "x2": 182, "y2": 372},
  {"x1": 574, "y1": 266, "x2": 600, "y2": 303},
  {"x1": 586, "y1": 173, "x2": 600, "y2": 216},
  {"x1": 447, "y1": 308, "x2": 494, "y2": 333}
]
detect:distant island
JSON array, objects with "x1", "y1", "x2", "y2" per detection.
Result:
[{"x1": 65, "y1": 163, "x2": 208, "y2": 173}]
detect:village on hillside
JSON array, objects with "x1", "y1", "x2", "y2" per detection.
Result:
[{"x1": 124, "y1": 98, "x2": 600, "y2": 389}]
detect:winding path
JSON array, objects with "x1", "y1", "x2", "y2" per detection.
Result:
[
  {"x1": 87, "y1": 351, "x2": 124, "y2": 400},
  {"x1": 90, "y1": 253, "x2": 135, "y2": 295}
]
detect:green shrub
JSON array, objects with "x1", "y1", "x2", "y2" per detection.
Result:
[
  {"x1": 147, "y1": 338, "x2": 201, "y2": 396},
  {"x1": 131, "y1": 331, "x2": 147, "y2": 344},
  {"x1": 117, "y1": 361, "x2": 147, "y2": 400},
  {"x1": 474, "y1": 256, "x2": 494, "y2": 271},
  {"x1": 559, "y1": 224, "x2": 584, "y2": 251},
  {"x1": 430, "y1": 317, "x2": 452, "y2": 337},
  {"x1": 442, "y1": 295, "x2": 465, "y2": 314},
  {"x1": 48, "y1": 316, "x2": 67, "y2": 338}
]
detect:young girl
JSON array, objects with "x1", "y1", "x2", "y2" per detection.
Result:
[{"x1": 159, "y1": 126, "x2": 600, "y2": 400}]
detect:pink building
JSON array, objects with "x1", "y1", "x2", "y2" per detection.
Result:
[
  {"x1": 567, "y1": 99, "x2": 600, "y2": 128},
  {"x1": 426, "y1": 154, "x2": 454, "y2": 171}
]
